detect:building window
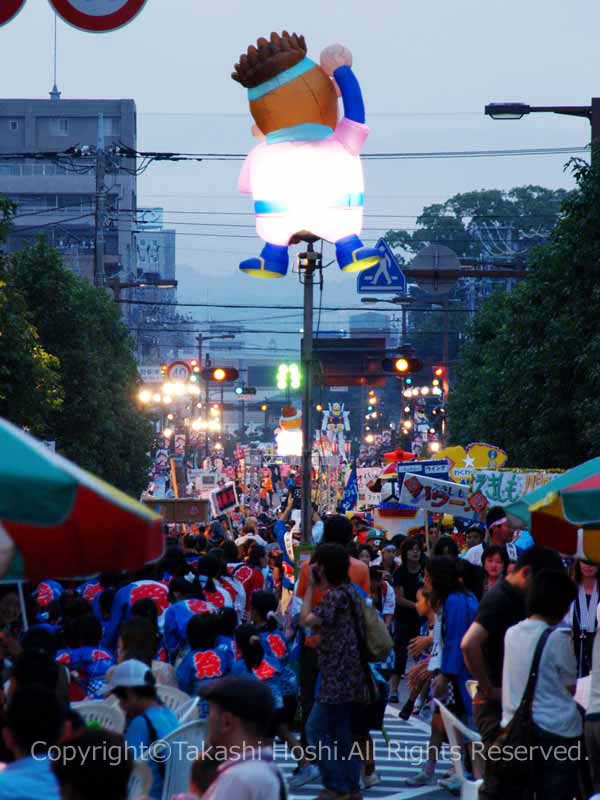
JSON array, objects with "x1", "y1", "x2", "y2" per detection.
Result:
[
  {"x1": 50, "y1": 118, "x2": 70, "y2": 136},
  {"x1": 103, "y1": 117, "x2": 120, "y2": 137},
  {"x1": 8, "y1": 120, "x2": 19, "y2": 132}
]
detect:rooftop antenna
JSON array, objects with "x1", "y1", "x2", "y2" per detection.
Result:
[{"x1": 49, "y1": 13, "x2": 61, "y2": 101}]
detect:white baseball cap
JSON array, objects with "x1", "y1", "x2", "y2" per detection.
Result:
[{"x1": 103, "y1": 659, "x2": 155, "y2": 695}]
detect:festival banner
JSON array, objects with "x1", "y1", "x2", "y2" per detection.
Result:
[
  {"x1": 471, "y1": 469, "x2": 561, "y2": 509},
  {"x1": 399, "y1": 473, "x2": 483, "y2": 521}
]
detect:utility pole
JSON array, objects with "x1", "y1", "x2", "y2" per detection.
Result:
[
  {"x1": 299, "y1": 242, "x2": 321, "y2": 544},
  {"x1": 196, "y1": 334, "x2": 203, "y2": 366},
  {"x1": 94, "y1": 114, "x2": 106, "y2": 288}
]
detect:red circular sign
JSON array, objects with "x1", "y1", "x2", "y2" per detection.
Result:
[
  {"x1": 0, "y1": 0, "x2": 27, "y2": 27},
  {"x1": 166, "y1": 360, "x2": 192, "y2": 381},
  {"x1": 48, "y1": 0, "x2": 147, "y2": 32}
]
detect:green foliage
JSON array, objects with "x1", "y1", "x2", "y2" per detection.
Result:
[
  {"x1": 7, "y1": 239, "x2": 152, "y2": 495},
  {"x1": 448, "y1": 157, "x2": 600, "y2": 468},
  {"x1": 386, "y1": 186, "x2": 570, "y2": 258},
  {"x1": 0, "y1": 262, "x2": 63, "y2": 435},
  {"x1": 0, "y1": 196, "x2": 15, "y2": 242}
]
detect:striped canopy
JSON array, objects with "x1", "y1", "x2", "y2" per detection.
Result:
[{"x1": 0, "y1": 418, "x2": 164, "y2": 583}]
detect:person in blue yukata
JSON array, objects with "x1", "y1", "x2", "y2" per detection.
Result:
[{"x1": 103, "y1": 659, "x2": 178, "y2": 800}]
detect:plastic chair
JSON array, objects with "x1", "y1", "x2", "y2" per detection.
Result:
[
  {"x1": 128, "y1": 759, "x2": 153, "y2": 799},
  {"x1": 434, "y1": 699, "x2": 483, "y2": 800},
  {"x1": 156, "y1": 684, "x2": 193, "y2": 718},
  {"x1": 150, "y1": 719, "x2": 207, "y2": 800},
  {"x1": 72, "y1": 701, "x2": 126, "y2": 733}
]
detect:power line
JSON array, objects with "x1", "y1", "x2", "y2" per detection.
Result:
[{"x1": 119, "y1": 299, "x2": 475, "y2": 311}]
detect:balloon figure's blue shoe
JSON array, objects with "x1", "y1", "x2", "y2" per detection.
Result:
[
  {"x1": 240, "y1": 243, "x2": 288, "y2": 278},
  {"x1": 335, "y1": 234, "x2": 381, "y2": 273}
]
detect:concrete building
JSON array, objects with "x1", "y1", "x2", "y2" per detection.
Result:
[{"x1": 0, "y1": 95, "x2": 136, "y2": 282}]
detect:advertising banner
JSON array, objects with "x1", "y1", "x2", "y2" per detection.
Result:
[
  {"x1": 471, "y1": 469, "x2": 561, "y2": 508},
  {"x1": 399, "y1": 473, "x2": 482, "y2": 521}
]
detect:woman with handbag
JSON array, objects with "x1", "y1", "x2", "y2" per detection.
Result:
[
  {"x1": 499, "y1": 569, "x2": 579, "y2": 799},
  {"x1": 300, "y1": 543, "x2": 371, "y2": 800}
]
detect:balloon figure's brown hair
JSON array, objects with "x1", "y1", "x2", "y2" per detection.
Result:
[{"x1": 232, "y1": 31, "x2": 308, "y2": 89}]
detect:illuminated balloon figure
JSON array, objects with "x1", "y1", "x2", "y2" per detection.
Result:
[{"x1": 232, "y1": 31, "x2": 381, "y2": 278}]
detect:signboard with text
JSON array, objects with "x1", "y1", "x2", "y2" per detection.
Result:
[
  {"x1": 396, "y1": 459, "x2": 450, "y2": 487},
  {"x1": 399, "y1": 473, "x2": 482, "y2": 521},
  {"x1": 471, "y1": 469, "x2": 560, "y2": 509},
  {"x1": 210, "y1": 482, "x2": 238, "y2": 516}
]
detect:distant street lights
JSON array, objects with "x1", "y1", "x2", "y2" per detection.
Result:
[{"x1": 485, "y1": 99, "x2": 600, "y2": 159}]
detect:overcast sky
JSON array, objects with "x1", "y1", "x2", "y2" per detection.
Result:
[{"x1": 2, "y1": 0, "x2": 599, "y2": 346}]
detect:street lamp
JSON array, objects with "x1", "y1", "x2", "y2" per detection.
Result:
[
  {"x1": 109, "y1": 276, "x2": 178, "y2": 300},
  {"x1": 485, "y1": 99, "x2": 600, "y2": 157},
  {"x1": 195, "y1": 334, "x2": 235, "y2": 365}
]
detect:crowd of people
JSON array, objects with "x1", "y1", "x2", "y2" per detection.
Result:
[{"x1": 0, "y1": 499, "x2": 597, "y2": 800}]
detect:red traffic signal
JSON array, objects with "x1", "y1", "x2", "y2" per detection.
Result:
[
  {"x1": 433, "y1": 365, "x2": 446, "y2": 378},
  {"x1": 201, "y1": 367, "x2": 239, "y2": 382}
]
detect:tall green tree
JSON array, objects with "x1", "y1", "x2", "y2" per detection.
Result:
[
  {"x1": 386, "y1": 186, "x2": 570, "y2": 260},
  {"x1": 448, "y1": 158, "x2": 600, "y2": 468},
  {"x1": 0, "y1": 198, "x2": 64, "y2": 436},
  {"x1": 11, "y1": 240, "x2": 152, "y2": 495}
]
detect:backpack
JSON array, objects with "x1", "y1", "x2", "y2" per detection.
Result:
[{"x1": 351, "y1": 583, "x2": 393, "y2": 662}]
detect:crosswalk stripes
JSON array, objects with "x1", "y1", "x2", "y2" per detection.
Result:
[{"x1": 275, "y1": 706, "x2": 454, "y2": 799}]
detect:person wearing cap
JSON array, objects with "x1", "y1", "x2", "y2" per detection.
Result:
[
  {"x1": 462, "y1": 507, "x2": 515, "y2": 567},
  {"x1": 366, "y1": 529, "x2": 384, "y2": 565},
  {"x1": 199, "y1": 676, "x2": 286, "y2": 800},
  {"x1": 103, "y1": 659, "x2": 178, "y2": 800}
]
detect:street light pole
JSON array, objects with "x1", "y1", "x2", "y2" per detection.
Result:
[
  {"x1": 299, "y1": 242, "x2": 321, "y2": 544},
  {"x1": 485, "y1": 99, "x2": 600, "y2": 160},
  {"x1": 94, "y1": 114, "x2": 106, "y2": 288}
]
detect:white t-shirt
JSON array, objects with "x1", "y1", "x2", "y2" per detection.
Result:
[
  {"x1": 428, "y1": 614, "x2": 442, "y2": 672},
  {"x1": 462, "y1": 543, "x2": 483, "y2": 566},
  {"x1": 501, "y1": 619, "x2": 581, "y2": 738},
  {"x1": 382, "y1": 581, "x2": 396, "y2": 616},
  {"x1": 587, "y1": 627, "x2": 600, "y2": 716},
  {"x1": 203, "y1": 759, "x2": 283, "y2": 800}
]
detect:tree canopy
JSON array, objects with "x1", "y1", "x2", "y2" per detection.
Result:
[
  {"x1": 448, "y1": 158, "x2": 600, "y2": 468},
  {"x1": 386, "y1": 185, "x2": 570, "y2": 261},
  {"x1": 0, "y1": 227, "x2": 152, "y2": 496}
]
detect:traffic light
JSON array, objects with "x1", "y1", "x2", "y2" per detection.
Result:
[
  {"x1": 201, "y1": 366, "x2": 239, "y2": 382},
  {"x1": 382, "y1": 355, "x2": 423, "y2": 374},
  {"x1": 432, "y1": 365, "x2": 446, "y2": 386},
  {"x1": 260, "y1": 403, "x2": 268, "y2": 412},
  {"x1": 276, "y1": 363, "x2": 301, "y2": 391},
  {"x1": 160, "y1": 363, "x2": 168, "y2": 376},
  {"x1": 235, "y1": 386, "x2": 257, "y2": 396}
]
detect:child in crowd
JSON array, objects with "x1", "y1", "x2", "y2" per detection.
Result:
[
  {"x1": 176, "y1": 615, "x2": 233, "y2": 716},
  {"x1": 163, "y1": 578, "x2": 217, "y2": 663}
]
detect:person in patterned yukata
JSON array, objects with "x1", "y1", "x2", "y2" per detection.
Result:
[
  {"x1": 300, "y1": 543, "x2": 369, "y2": 800},
  {"x1": 177, "y1": 615, "x2": 232, "y2": 718}
]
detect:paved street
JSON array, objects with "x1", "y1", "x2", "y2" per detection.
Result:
[{"x1": 276, "y1": 708, "x2": 454, "y2": 800}]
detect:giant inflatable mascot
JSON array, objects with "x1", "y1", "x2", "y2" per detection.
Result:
[{"x1": 232, "y1": 31, "x2": 380, "y2": 278}]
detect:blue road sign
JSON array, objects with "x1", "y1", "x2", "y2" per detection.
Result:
[{"x1": 357, "y1": 238, "x2": 407, "y2": 294}]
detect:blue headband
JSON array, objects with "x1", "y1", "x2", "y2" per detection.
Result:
[{"x1": 248, "y1": 57, "x2": 317, "y2": 101}]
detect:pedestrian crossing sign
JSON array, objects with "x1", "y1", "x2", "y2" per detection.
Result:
[{"x1": 357, "y1": 238, "x2": 407, "y2": 294}]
